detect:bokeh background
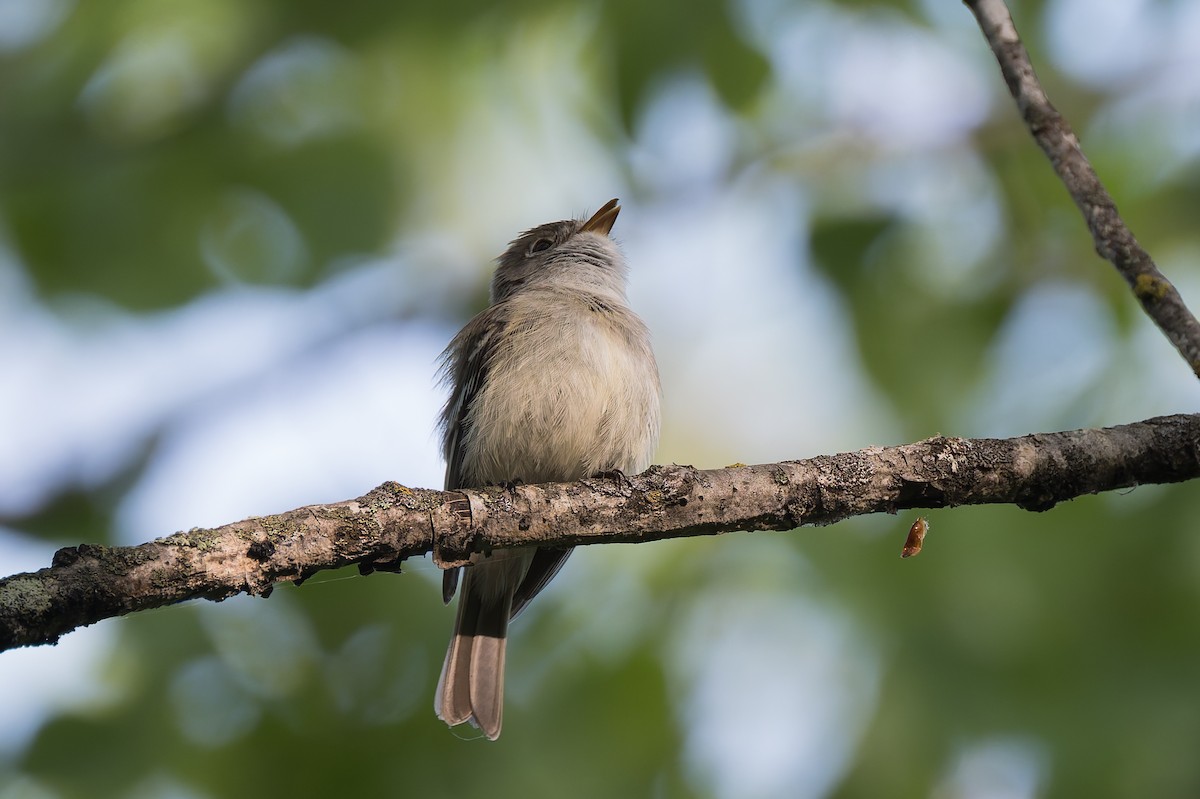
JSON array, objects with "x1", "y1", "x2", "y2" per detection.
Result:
[{"x1": 2, "y1": 0, "x2": 1199, "y2": 796}]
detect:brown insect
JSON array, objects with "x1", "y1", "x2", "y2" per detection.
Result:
[{"x1": 901, "y1": 517, "x2": 929, "y2": 558}]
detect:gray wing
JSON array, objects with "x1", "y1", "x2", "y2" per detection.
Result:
[
  {"x1": 436, "y1": 302, "x2": 572, "y2": 617},
  {"x1": 510, "y1": 548, "x2": 572, "y2": 619},
  {"x1": 438, "y1": 306, "x2": 506, "y2": 604},
  {"x1": 437, "y1": 301, "x2": 573, "y2": 617},
  {"x1": 438, "y1": 306, "x2": 507, "y2": 493}
]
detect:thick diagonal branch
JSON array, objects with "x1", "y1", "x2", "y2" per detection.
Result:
[
  {"x1": 2, "y1": 414, "x2": 1197, "y2": 652},
  {"x1": 966, "y1": 0, "x2": 1200, "y2": 379}
]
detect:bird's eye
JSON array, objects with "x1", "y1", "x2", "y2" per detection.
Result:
[{"x1": 528, "y1": 238, "x2": 554, "y2": 255}]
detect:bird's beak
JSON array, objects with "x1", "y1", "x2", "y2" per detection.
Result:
[{"x1": 580, "y1": 198, "x2": 620, "y2": 235}]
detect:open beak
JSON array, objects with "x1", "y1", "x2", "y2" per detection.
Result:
[{"x1": 580, "y1": 198, "x2": 620, "y2": 235}]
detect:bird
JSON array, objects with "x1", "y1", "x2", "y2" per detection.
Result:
[{"x1": 434, "y1": 198, "x2": 661, "y2": 740}]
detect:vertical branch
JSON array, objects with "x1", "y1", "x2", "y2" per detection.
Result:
[{"x1": 966, "y1": 0, "x2": 1200, "y2": 379}]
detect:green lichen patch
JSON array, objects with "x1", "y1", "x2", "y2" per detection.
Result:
[
  {"x1": 1134, "y1": 273, "x2": 1170, "y2": 301},
  {"x1": 0, "y1": 576, "x2": 52, "y2": 613},
  {"x1": 160, "y1": 528, "x2": 223, "y2": 552}
]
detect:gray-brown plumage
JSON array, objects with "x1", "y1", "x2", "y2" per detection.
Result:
[{"x1": 435, "y1": 199, "x2": 661, "y2": 740}]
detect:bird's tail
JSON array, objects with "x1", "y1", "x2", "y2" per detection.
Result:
[{"x1": 435, "y1": 575, "x2": 512, "y2": 741}]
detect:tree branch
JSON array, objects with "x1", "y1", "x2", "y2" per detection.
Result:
[
  {"x1": 966, "y1": 0, "x2": 1200, "y2": 379},
  {"x1": 2, "y1": 414, "x2": 1197, "y2": 652}
]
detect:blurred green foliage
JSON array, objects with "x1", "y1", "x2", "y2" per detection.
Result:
[{"x1": 3, "y1": 0, "x2": 1200, "y2": 797}]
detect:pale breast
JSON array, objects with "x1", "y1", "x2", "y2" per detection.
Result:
[{"x1": 459, "y1": 290, "x2": 661, "y2": 486}]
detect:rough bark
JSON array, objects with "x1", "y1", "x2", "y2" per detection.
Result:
[
  {"x1": 2, "y1": 414, "x2": 1198, "y2": 652},
  {"x1": 966, "y1": 0, "x2": 1200, "y2": 379}
]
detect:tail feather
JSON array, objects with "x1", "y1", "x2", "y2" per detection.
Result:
[
  {"x1": 435, "y1": 576, "x2": 512, "y2": 740},
  {"x1": 435, "y1": 592, "x2": 476, "y2": 726},
  {"x1": 467, "y1": 613, "x2": 508, "y2": 740}
]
